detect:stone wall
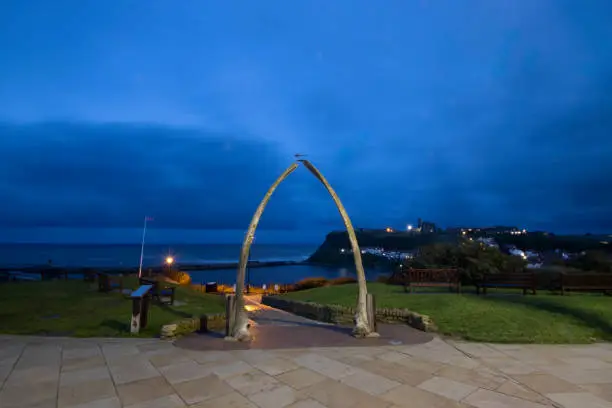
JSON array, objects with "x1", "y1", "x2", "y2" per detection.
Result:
[
  {"x1": 261, "y1": 296, "x2": 436, "y2": 332},
  {"x1": 160, "y1": 313, "x2": 225, "y2": 340}
]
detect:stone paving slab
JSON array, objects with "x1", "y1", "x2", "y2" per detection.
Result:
[{"x1": 1, "y1": 335, "x2": 612, "y2": 407}]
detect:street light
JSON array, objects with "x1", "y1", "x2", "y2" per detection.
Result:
[{"x1": 165, "y1": 256, "x2": 174, "y2": 265}]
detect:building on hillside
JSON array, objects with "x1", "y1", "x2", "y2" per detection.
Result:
[
  {"x1": 476, "y1": 237, "x2": 499, "y2": 248},
  {"x1": 446, "y1": 227, "x2": 484, "y2": 235},
  {"x1": 481, "y1": 226, "x2": 522, "y2": 235},
  {"x1": 407, "y1": 218, "x2": 437, "y2": 234},
  {"x1": 508, "y1": 247, "x2": 527, "y2": 259},
  {"x1": 418, "y1": 218, "x2": 437, "y2": 234},
  {"x1": 448, "y1": 226, "x2": 525, "y2": 236}
]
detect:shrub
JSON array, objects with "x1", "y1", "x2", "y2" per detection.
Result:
[
  {"x1": 295, "y1": 277, "x2": 329, "y2": 290},
  {"x1": 176, "y1": 271, "x2": 192, "y2": 285},
  {"x1": 283, "y1": 284, "x2": 297, "y2": 292},
  {"x1": 328, "y1": 277, "x2": 357, "y2": 285}
]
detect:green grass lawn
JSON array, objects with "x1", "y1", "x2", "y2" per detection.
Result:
[
  {"x1": 0, "y1": 277, "x2": 225, "y2": 338},
  {"x1": 280, "y1": 283, "x2": 612, "y2": 344}
]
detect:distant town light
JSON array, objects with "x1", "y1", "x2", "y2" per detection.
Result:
[
  {"x1": 165, "y1": 256, "x2": 174, "y2": 265},
  {"x1": 340, "y1": 248, "x2": 345, "y2": 253},
  {"x1": 407, "y1": 224, "x2": 413, "y2": 231},
  {"x1": 386, "y1": 227, "x2": 393, "y2": 233},
  {"x1": 522, "y1": 229, "x2": 527, "y2": 234},
  {"x1": 462, "y1": 231, "x2": 467, "y2": 235}
]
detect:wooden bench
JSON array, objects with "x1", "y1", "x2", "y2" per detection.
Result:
[
  {"x1": 561, "y1": 273, "x2": 612, "y2": 295},
  {"x1": 97, "y1": 273, "x2": 124, "y2": 293},
  {"x1": 40, "y1": 269, "x2": 68, "y2": 281},
  {"x1": 139, "y1": 277, "x2": 176, "y2": 305},
  {"x1": 82, "y1": 269, "x2": 97, "y2": 282},
  {"x1": 475, "y1": 272, "x2": 536, "y2": 295},
  {"x1": 404, "y1": 268, "x2": 461, "y2": 293}
]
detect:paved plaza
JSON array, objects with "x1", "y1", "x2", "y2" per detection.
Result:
[{"x1": 2, "y1": 332, "x2": 612, "y2": 408}]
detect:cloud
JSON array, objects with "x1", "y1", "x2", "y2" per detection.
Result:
[
  {"x1": 0, "y1": 121, "x2": 338, "y2": 229},
  {"x1": 1, "y1": 0, "x2": 612, "y2": 236},
  {"x1": 428, "y1": 72, "x2": 612, "y2": 233}
]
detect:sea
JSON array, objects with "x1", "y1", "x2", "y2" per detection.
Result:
[{"x1": 0, "y1": 243, "x2": 386, "y2": 285}]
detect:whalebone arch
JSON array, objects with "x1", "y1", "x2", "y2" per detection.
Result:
[{"x1": 227, "y1": 159, "x2": 376, "y2": 341}]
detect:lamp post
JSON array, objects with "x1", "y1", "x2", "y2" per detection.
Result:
[
  {"x1": 138, "y1": 216, "x2": 153, "y2": 278},
  {"x1": 164, "y1": 256, "x2": 174, "y2": 279}
]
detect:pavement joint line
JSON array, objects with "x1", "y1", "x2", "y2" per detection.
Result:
[
  {"x1": 444, "y1": 340, "x2": 563, "y2": 407},
  {"x1": 100, "y1": 341, "x2": 120, "y2": 402},
  {"x1": 56, "y1": 343, "x2": 64, "y2": 408},
  {"x1": 0, "y1": 341, "x2": 25, "y2": 392}
]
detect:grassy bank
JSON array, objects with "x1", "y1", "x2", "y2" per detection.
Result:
[
  {"x1": 280, "y1": 283, "x2": 612, "y2": 343},
  {"x1": 0, "y1": 277, "x2": 225, "y2": 338}
]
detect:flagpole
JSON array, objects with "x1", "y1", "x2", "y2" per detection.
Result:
[{"x1": 138, "y1": 217, "x2": 148, "y2": 278}]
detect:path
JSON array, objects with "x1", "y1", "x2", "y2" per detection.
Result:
[
  {"x1": 244, "y1": 295, "x2": 332, "y2": 327},
  {"x1": 2, "y1": 334, "x2": 612, "y2": 408},
  {"x1": 175, "y1": 295, "x2": 433, "y2": 351}
]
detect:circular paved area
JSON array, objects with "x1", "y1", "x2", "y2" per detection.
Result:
[
  {"x1": 175, "y1": 296, "x2": 433, "y2": 351},
  {"x1": 175, "y1": 323, "x2": 433, "y2": 351}
]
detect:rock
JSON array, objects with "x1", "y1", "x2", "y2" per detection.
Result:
[{"x1": 160, "y1": 324, "x2": 178, "y2": 339}]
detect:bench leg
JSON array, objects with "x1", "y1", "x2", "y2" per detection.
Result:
[{"x1": 523, "y1": 288, "x2": 527, "y2": 296}]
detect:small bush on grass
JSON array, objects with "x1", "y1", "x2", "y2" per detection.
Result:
[
  {"x1": 295, "y1": 277, "x2": 329, "y2": 290},
  {"x1": 328, "y1": 277, "x2": 357, "y2": 285}
]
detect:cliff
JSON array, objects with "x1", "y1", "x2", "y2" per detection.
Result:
[{"x1": 307, "y1": 230, "x2": 457, "y2": 266}]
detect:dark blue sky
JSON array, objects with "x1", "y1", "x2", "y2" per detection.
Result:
[{"x1": 1, "y1": 0, "x2": 612, "y2": 243}]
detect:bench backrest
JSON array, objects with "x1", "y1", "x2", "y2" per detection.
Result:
[
  {"x1": 131, "y1": 284, "x2": 153, "y2": 298},
  {"x1": 408, "y1": 269, "x2": 459, "y2": 283},
  {"x1": 562, "y1": 273, "x2": 612, "y2": 286},
  {"x1": 484, "y1": 273, "x2": 534, "y2": 284}
]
